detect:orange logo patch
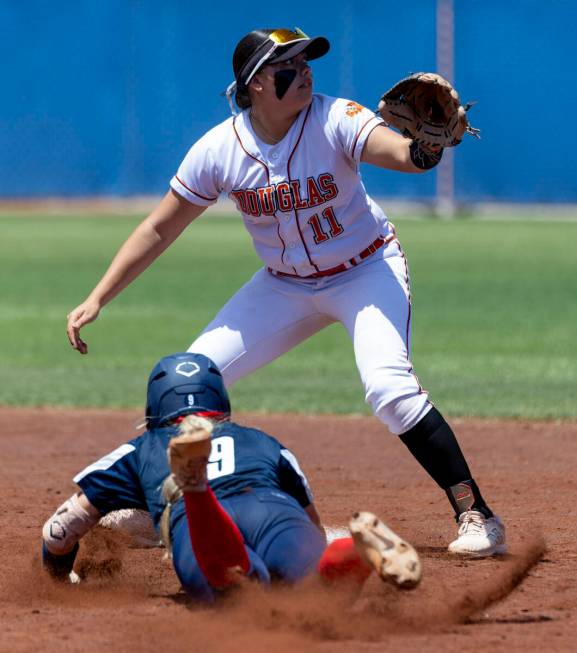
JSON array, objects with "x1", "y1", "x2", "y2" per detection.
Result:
[{"x1": 345, "y1": 101, "x2": 364, "y2": 117}]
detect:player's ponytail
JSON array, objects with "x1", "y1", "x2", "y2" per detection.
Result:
[{"x1": 228, "y1": 29, "x2": 276, "y2": 113}]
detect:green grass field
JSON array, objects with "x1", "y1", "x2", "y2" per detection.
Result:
[{"x1": 1, "y1": 213, "x2": 575, "y2": 418}]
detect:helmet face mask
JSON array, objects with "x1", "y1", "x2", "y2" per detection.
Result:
[{"x1": 145, "y1": 353, "x2": 231, "y2": 429}]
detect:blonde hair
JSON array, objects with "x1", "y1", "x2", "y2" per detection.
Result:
[{"x1": 178, "y1": 414, "x2": 214, "y2": 438}]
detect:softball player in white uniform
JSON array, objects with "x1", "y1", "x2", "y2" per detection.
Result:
[{"x1": 67, "y1": 28, "x2": 506, "y2": 556}]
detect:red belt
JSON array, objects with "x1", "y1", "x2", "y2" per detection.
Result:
[{"x1": 268, "y1": 235, "x2": 393, "y2": 280}]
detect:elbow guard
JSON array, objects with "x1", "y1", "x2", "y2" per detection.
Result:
[{"x1": 42, "y1": 493, "x2": 100, "y2": 555}]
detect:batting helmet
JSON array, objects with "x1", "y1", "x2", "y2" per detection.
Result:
[
  {"x1": 145, "y1": 352, "x2": 231, "y2": 429},
  {"x1": 232, "y1": 28, "x2": 330, "y2": 108}
]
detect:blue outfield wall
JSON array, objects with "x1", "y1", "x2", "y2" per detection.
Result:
[{"x1": 1, "y1": 1, "x2": 576, "y2": 202}]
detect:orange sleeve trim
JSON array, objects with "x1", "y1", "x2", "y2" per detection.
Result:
[
  {"x1": 351, "y1": 116, "x2": 384, "y2": 160},
  {"x1": 174, "y1": 175, "x2": 218, "y2": 202}
]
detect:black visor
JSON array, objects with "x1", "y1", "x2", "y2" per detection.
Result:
[{"x1": 236, "y1": 28, "x2": 329, "y2": 87}]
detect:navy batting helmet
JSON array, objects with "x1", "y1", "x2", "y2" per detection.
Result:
[{"x1": 145, "y1": 352, "x2": 230, "y2": 429}]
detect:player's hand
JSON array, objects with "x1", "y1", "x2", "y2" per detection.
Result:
[
  {"x1": 41, "y1": 541, "x2": 80, "y2": 581},
  {"x1": 66, "y1": 299, "x2": 101, "y2": 354}
]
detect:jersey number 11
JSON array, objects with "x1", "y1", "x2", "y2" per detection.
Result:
[{"x1": 308, "y1": 206, "x2": 344, "y2": 244}]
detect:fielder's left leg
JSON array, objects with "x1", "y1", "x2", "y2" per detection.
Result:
[{"x1": 325, "y1": 247, "x2": 506, "y2": 557}]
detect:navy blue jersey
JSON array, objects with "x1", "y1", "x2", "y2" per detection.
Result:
[{"x1": 74, "y1": 421, "x2": 313, "y2": 527}]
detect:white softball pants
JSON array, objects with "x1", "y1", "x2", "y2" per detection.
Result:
[{"x1": 188, "y1": 242, "x2": 431, "y2": 435}]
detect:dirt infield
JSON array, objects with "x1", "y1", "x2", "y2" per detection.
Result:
[{"x1": 1, "y1": 407, "x2": 575, "y2": 652}]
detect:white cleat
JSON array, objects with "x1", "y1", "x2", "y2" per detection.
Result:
[
  {"x1": 167, "y1": 416, "x2": 213, "y2": 492},
  {"x1": 349, "y1": 511, "x2": 422, "y2": 589},
  {"x1": 448, "y1": 510, "x2": 507, "y2": 557}
]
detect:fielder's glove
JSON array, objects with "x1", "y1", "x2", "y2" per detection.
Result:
[{"x1": 377, "y1": 72, "x2": 480, "y2": 148}]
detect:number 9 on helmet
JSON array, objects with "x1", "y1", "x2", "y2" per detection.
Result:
[{"x1": 145, "y1": 352, "x2": 231, "y2": 429}]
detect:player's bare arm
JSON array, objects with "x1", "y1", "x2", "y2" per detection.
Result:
[
  {"x1": 361, "y1": 125, "x2": 430, "y2": 173},
  {"x1": 66, "y1": 189, "x2": 205, "y2": 354}
]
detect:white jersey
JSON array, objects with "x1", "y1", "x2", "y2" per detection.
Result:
[{"x1": 171, "y1": 94, "x2": 393, "y2": 276}]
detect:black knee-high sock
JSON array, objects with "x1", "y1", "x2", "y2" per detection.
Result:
[{"x1": 399, "y1": 407, "x2": 493, "y2": 519}]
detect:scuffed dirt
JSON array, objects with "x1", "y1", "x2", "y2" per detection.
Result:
[{"x1": 1, "y1": 407, "x2": 575, "y2": 652}]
